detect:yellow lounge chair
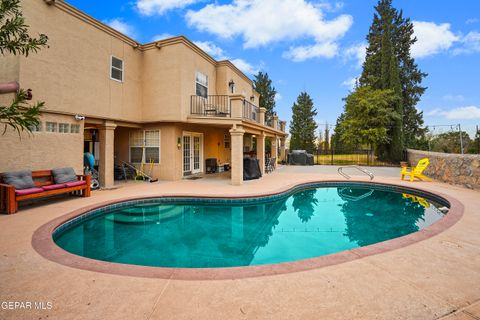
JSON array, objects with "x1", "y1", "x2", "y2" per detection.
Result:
[{"x1": 400, "y1": 158, "x2": 432, "y2": 182}]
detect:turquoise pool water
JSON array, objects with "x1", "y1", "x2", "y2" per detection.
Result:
[{"x1": 54, "y1": 185, "x2": 447, "y2": 268}]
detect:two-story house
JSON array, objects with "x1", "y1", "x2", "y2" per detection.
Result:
[{"x1": 0, "y1": 0, "x2": 288, "y2": 187}]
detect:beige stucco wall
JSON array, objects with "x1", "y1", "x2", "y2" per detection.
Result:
[
  {"x1": 0, "y1": 113, "x2": 83, "y2": 174},
  {"x1": 0, "y1": 53, "x2": 19, "y2": 84},
  {"x1": 141, "y1": 43, "x2": 218, "y2": 122},
  {"x1": 18, "y1": 0, "x2": 143, "y2": 122},
  {"x1": 216, "y1": 64, "x2": 259, "y2": 102}
]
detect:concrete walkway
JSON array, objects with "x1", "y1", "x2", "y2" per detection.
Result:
[{"x1": 0, "y1": 166, "x2": 479, "y2": 320}]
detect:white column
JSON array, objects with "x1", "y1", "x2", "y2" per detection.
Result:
[
  {"x1": 230, "y1": 125, "x2": 245, "y2": 185},
  {"x1": 256, "y1": 132, "x2": 266, "y2": 175},
  {"x1": 99, "y1": 121, "x2": 116, "y2": 188}
]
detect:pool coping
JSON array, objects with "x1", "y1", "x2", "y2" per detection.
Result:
[{"x1": 31, "y1": 180, "x2": 464, "y2": 280}]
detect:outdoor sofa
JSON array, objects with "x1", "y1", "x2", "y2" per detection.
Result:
[{"x1": 0, "y1": 167, "x2": 91, "y2": 214}]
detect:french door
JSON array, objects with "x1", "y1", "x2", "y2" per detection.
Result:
[{"x1": 183, "y1": 132, "x2": 203, "y2": 176}]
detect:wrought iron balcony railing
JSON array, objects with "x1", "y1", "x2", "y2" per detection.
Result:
[
  {"x1": 190, "y1": 95, "x2": 230, "y2": 117},
  {"x1": 242, "y1": 100, "x2": 259, "y2": 123}
]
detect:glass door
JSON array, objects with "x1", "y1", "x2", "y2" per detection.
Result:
[
  {"x1": 192, "y1": 135, "x2": 201, "y2": 174},
  {"x1": 183, "y1": 135, "x2": 191, "y2": 175}
]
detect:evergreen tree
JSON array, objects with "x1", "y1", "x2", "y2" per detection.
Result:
[
  {"x1": 289, "y1": 92, "x2": 317, "y2": 153},
  {"x1": 360, "y1": 0, "x2": 427, "y2": 157},
  {"x1": 324, "y1": 122, "x2": 330, "y2": 151},
  {"x1": 253, "y1": 72, "x2": 276, "y2": 121},
  {"x1": 337, "y1": 86, "x2": 401, "y2": 151},
  {"x1": 1, "y1": 0, "x2": 48, "y2": 135}
]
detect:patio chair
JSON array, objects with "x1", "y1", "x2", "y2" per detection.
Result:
[
  {"x1": 265, "y1": 157, "x2": 276, "y2": 173},
  {"x1": 400, "y1": 158, "x2": 432, "y2": 182}
]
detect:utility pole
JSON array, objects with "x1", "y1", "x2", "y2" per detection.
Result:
[{"x1": 458, "y1": 124, "x2": 464, "y2": 154}]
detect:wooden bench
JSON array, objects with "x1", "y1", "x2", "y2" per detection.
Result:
[{"x1": 0, "y1": 170, "x2": 91, "y2": 214}]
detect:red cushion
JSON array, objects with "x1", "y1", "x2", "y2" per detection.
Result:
[
  {"x1": 15, "y1": 187, "x2": 44, "y2": 196},
  {"x1": 65, "y1": 180, "x2": 86, "y2": 187},
  {"x1": 42, "y1": 184, "x2": 67, "y2": 191}
]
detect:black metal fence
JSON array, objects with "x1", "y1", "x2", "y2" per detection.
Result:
[
  {"x1": 313, "y1": 149, "x2": 395, "y2": 166},
  {"x1": 242, "y1": 100, "x2": 259, "y2": 123},
  {"x1": 190, "y1": 95, "x2": 230, "y2": 117}
]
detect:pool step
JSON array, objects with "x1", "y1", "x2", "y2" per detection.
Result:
[{"x1": 106, "y1": 205, "x2": 183, "y2": 224}]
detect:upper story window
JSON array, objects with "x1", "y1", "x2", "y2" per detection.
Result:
[
  {"x1": 195, "y1": 71, "x2": 208, "y2": 98},
  {"x1": 110, "y1": 56, "x2": 123, "y2": 82}
]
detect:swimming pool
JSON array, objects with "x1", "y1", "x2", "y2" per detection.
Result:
[{"x1": 52, "y1": 182, "x2": 450, "y2": 269}]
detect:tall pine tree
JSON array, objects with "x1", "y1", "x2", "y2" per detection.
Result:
[
  {"x1": 360, "y1": 0, "x2": 427, "y2": 160},
  {"x1": 289, "y1": 92, "x2": 317, "y2": 153},
  {"x1": 253, "y1": 72, "x2": 277, "y2": 122}
]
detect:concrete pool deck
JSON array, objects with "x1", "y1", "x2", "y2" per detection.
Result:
[{"x1": 1, "y1": 165, "x2": 480, "y2": 319}]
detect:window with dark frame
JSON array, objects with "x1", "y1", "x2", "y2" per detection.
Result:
[
  {"x1": 111, "y1": 56, "x2": 123, "y2": 82},
  {"x1": 195, "y1": 71, "x2": 208, "y2": 98}
]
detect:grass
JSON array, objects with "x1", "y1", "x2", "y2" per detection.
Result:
[{"x1": 314, "y1": 153, "x2": 391, "y2": 166}]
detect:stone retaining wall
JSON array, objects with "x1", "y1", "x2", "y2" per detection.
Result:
[{"x1": 407, "y1": 149, "x2": 480, "y2": 189}]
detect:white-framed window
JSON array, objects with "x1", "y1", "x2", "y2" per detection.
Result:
[
  {"x1": 224, "y1": 134, "x2": 231, "y2": 149},
  {"x1": 110, "y1": 56, "x2": 123, "y2": 82},
  {"x1": 59, "y1": 123, "x2": 69, "y2": 133},
  {"x1": 30, "y1": 121, "x2": 42, "y2": 132},
  {"x1": 46, "y1": 122, "x2": 57, "y2": 132},
  {"x1": 195, "y1": 71, "x2": 208, "y2": 98},
  {"x1": 71, "y1": 124, "x2": 80, "y2": 133},
  {"x1": 129, "y1": 130, "x2": 160, "y2": 164}
]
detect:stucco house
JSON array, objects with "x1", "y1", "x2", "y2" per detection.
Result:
[{"x1": 0, "y1": 0, "x2": 287, "y2": 187}]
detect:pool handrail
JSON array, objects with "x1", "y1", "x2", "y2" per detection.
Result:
[{"x1": 338, "y1": 165, "x2": 374, "y2": 180}]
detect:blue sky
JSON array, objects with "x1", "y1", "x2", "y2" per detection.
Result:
[{"x1": 67, "y1": 0, "x2": 480, "y2": 136}]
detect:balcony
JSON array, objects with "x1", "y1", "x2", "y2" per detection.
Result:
[
  {"x1": 190, "y1": 95, "x2": 285, "y2": 132},
  {"x1": 190, "y1": 95, "x2": 230, "y2": 117}
]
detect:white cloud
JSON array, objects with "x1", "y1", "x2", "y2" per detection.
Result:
[
  {"x1": 453, "y1": 31, "x2": 480, "y2": 55},
  {"x1": 186, "y1": 0, "x2": 353, "y2": 57},
  {"x1": 442, "y1": 94, "x2": 465, "y2": 102},
  {"x1": 151, "y1": 33, "x2": 174, "y2": 42},
  {"x1": 283, "y1": 42, "x2": 338, "y2": 62},
  {"x1": 192, "y1": 41, "x2": 259, "y2": 74},
  {"x1": 426, "y1": 106, "x2": 480, "y2": 120},
  {"x1": 343, "y1": 42, "x2": 366, "y2": 68},
  {"x1": 104, "y1": 18, "x2": 135, "y2": 38},
  {"x1": 136, "y1": 0, "x2": 200, "y2": 15},
  {"x1": 316, "y1": 1, "x2": 344, "y2": 13},
  {"x1": 230, "y1": 58, "x2": 258, "y2": 75},
  {"x1": 466, "y1": 18, "x2": 479, "y2": 25},
  {"x1": 193, "y1": 41, "x2": 227, "y2": 59},
  {"x1": 342, "y1": 77, "x2": 358, "y2": 90},
  {"x1": 411, "y1": 21, "x2": 459, "y2": 58},
  {"x1": 274, "y1": 93, "x2": 282, "y2": 102}
]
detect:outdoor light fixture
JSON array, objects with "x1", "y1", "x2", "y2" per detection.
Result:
[
  {"x1": 250, "y1": 96, "x2": 255, "y2": 102},
  {"x1": 177, "y1": 137, "x2": 181, "y2": 149},
  {"x1": 228, "y1": 80, "x2": 235, "y2": 94},
  {"x1": 75, "y1": 115, "x2": 85, "y2": 121}
]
